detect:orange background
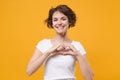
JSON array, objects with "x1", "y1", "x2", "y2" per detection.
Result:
[{"x1": 0, "y1": 0, "x2": 120, "y2": 80}]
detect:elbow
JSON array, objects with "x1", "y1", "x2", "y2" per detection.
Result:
[
  {"x1": 83, "y1": 72, "x2": 94, "y2": 80},
  {"x1": 26, "y1": 71, "x2": 32, "y2": 76},
  {"x1": 88, "y1": 72, "x2": 94, "y2": 80},
  {"x1": 26, "y1": 67, "x2": 33, "y2": 76},
  {"x1": 91, "y1": 72, "x2": 94, "y2": 80}
]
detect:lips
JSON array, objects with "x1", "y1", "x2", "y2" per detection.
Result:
[{"x1": 55, "y1": 26, "x2": 65, "y2": 30}]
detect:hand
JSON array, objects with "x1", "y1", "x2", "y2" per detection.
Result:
[
  {"x1": 47, "y1": 42, "x2": 62, "y2": 54},
  {"x1": 56, "y1": 42, "x2": 79, "y2": 56}
]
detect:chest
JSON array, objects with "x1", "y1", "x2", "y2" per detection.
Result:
[{"x1": 45, "y1": 55, "x2": 76, "y2": 68}]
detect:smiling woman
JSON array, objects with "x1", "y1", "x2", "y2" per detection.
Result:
[
  {"x1": 52, "y1": 11, "x2": 69, "y2": 35},
  {"x1": 26, "y1": 5, "x2": 94, "y2": 80}
]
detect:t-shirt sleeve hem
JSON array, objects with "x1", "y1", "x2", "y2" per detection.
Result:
[{"x1": 35, "y1": 46, "x2": 44, "y2": 54}]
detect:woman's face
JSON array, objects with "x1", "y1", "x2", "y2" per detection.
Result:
[{"x1": 52, "y1": 11, "x2": 69, "y2": 35}]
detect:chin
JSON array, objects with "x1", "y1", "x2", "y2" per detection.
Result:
[{"x1": 57, "y1": 31, "x2": 66, "y2": 35}]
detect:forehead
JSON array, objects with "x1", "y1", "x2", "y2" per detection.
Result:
[{"x1": 52, "y1": 11, "x2": 67, "y2": 18}]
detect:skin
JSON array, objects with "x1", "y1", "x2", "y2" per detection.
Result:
[{"x1": 26, "y1": 11, "x2": 94, "y2": 80}]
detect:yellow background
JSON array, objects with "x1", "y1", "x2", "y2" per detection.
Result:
[{"x1": 0, "y1": 0, "x2": 120, "y2": 80}]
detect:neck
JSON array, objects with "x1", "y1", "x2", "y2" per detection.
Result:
[{"x1": 52, "y1": 32, "x2": 70, "y2": 42}]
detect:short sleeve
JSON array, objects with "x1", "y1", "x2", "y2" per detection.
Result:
[
  {"x1": 36, "y1": 39, "x2": 50, "y2": 53},
  {"x1": 72, "y1": 41, "x2": 86, "y2": 55}
]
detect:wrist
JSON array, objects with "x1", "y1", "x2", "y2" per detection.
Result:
[
  {"x1": 74, "y1": 51, "x2": 82, "y2": 59},
  {"x1": 45, "y1": 50, "x2": 51, "y2": 55},
  {"x1": 74, "y1": 51, "x2": 79, "y2": 57}
]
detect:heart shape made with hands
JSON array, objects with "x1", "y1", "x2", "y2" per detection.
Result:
[
  {"x1": 54, "y1": 42, "x2": 78, "y2": 56},
  {"x1": 56, "y1": 44, "x2": 71, "y2": 51}
]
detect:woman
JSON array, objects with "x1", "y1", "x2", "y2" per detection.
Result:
[{"x1": 26, "y1": 5, "x2": 94, "y2": 80}]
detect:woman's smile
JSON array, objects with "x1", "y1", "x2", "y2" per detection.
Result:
[{"x1": 55, "y1": 25, "x2": 65, "y2": 30}]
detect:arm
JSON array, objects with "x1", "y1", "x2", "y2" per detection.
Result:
[
  {"x1": 26, "y1": 48, "x2": 51, "y2": 76},
  {"x1": 75, "y1": 52, "x2": 94, "y2": 80},
  {"x1": 26, "y1": 43, "x2": 61, "y2": 76},
  {"x1": 62, "y1": 42, "x2": 94, "y2": 80}
]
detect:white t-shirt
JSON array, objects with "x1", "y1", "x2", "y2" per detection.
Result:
[{"x1": 36, "y1": 39, "x2": 86, "y2": 80}]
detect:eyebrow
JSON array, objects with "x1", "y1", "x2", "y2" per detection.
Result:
[{"x1": 53, "y1": 16, "x2": 67, "y2": 19}]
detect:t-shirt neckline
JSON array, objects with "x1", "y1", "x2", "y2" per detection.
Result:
[{"x1": 47, "y1": 39, "x2": 74, "y2": 47}]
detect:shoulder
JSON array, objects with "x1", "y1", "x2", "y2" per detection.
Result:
[
  {"x1": 37, "y1": 38, "x2": 50, "y2": 44},
  {"x1": 35, "y1": 38, "x2": 51, "y2": 53},
  {"x1": 38, "y1": 38, "x2": 49, "y2": 43},
  {"x1": 72, "y1": 40, "x2": 86, "y2": 55},
  {"x1": 72, "y1": 40, "x2": 86, "y2": 50},
  {"x1": 36, "y1": 38, "x2": 51, "y2": 47}
]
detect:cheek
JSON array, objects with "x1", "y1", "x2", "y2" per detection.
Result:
[
  {"x1": 64, "y1": 20, "x2": 69, "y2": 25},
  {"x1": 52, "y1": 21, "x2": 57, "y2": 26},
  {"x1": 65, "y1": 22, "x2": 69, "y2": 27},
  {"x1": 52, "y1": 23, "x2": 55, "y2": 27}
]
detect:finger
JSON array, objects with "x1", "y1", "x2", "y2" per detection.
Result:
[
  {"x1": 56, "y1": 43, "x2": 62, "y2": 48},
  {"x1": 67, "y1": 44, "x2": 77, "y2": 52},
  {"x1": 65, "y1": 46, "x2": 70, "y2": 51},
  {"x1": 64, "y1": 50, "x2": 77, "y2": 56},
  {"x1": 54, "y1": 43, "x2": 63, "y2": 51},
  {"x1": 62, "y1": 50, "x2": 71, "y2": 54},
  {"x1": 57, "y1": 46, "x2": 64, "y2": 51},
  {"x1": 64, "y1": 44, "x2": 73, "y2": 50}
]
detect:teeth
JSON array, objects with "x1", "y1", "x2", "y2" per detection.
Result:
[
  {"x1": 57, "y1": 26, "x2": 64, "y2": 29},
  {"x1": 59, "y1": 27, "x2": 63, "y2": 29},
  {"x1": 58, "y1": 27, "x2": 63, "y2": 29}
]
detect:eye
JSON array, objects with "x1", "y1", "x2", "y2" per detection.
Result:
[
  {"x1": 62, "y1": 18, "x2": 66, "y2": 20},
  {"x1": 61, "y1": 17, "x2": 67, "y2": 21},
  {"x1": 53, "y1": 19, "x2": 57, "y2": 22},
  {"x1": 53, "y1": 19, "x2": 57, "y2": 21}
]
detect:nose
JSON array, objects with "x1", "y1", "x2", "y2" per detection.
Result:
[{"x1": 57, "y1": 20, "x2": 62, "y2": 25}]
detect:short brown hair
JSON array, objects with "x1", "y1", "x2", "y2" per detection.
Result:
[{"x1": 45, "y1": 5, "x2": 76, "y2": 28}]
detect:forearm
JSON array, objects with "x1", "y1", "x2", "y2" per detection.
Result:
[
  {"x1": 76, "y1": 52, "x2": 94, "y2": 80},
  {"x1": 26, "y1": 51, "x2": 50, "y2": 75},
  {"x1": 79, "y1": 62, "x2": 92, "y2": 80}
]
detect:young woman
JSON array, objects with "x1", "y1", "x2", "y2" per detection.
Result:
[{"x1": 26, "y1": 5, "x2": 94, "y2": 80}]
